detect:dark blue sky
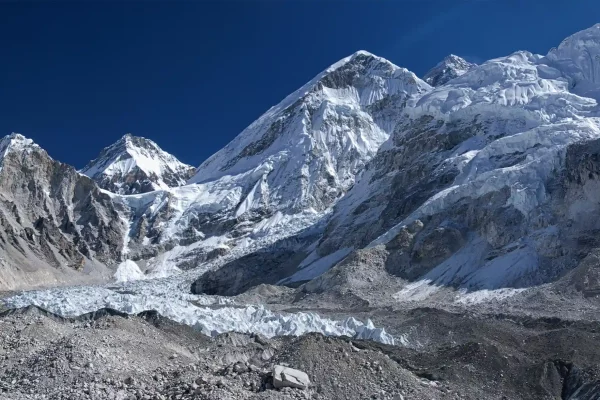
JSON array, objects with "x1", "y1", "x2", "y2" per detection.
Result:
[{"x1": 1, "y1": 1, "x2": 599, "y2": 168}]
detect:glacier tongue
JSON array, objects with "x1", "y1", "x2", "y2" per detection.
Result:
[{"x1": 2, "y1": 277, "x2": 394, "y2": 345}]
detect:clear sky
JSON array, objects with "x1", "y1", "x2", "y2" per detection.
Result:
[{"x1": 1, "y1": 1, "x2": 599, "y2": 168}]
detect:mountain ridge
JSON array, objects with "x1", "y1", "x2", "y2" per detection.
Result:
[{"x1": 4, "y1": 24, "x2": 600, "y2": 296}]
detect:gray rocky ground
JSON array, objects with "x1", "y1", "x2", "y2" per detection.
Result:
[{"x1": 3, "y1": 292, "x2": 600, "y2": 400}]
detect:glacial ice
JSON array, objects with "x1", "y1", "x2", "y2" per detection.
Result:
[{"x1": 2, "y1": 276, "x2": 395, "y2": 345}]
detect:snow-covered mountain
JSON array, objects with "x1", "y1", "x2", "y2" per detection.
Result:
[
  {"x1": 115, "y1": 51, "x2": 429, "y2": 276},
  {"x1": 193, "y1": 24, "x2": 600, "y2": 300},
  {"x1": 6, "y1": 24, "x2": 600, "y2": 302},
  {"x1": 423, "y1": 54, "x2": 476, "y2": 87},
  {"x1": 273, "y1": 25, "x2": 600, "y2": 296},
  {"x1": 546, "y1": 23, "x2": 600, "y2": 101},
  {"x1": 189, "y1": 51, "x2": 429, "y2": 210},
  {"x1": 81, "y1": 134, "x2": 195, "y2": 195}
]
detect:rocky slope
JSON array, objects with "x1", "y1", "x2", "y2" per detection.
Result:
[
  {"x1": 4, "y1": 305, "x2": 600, "y2": 400},
  {"x1": 0, "y1": 134, "x2": 126, "y2": 290},
  {"x1": 81, "y1": 134, "x2": 195, "y2": 195}
]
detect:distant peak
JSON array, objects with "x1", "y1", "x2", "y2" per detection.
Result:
[
  {"x1": 9, "y1": 132, "x2": 26, "y2": 140},
  {"x1": 444, "y1": 54, "x2": 466, "y2": 62},
  {"x1": 423, "y1": 54, "x2": 476, "y2": 87},
  {"x1": 80, "y1": 132, "x2": 194, "y2": 194},
  {"x1": 1, "y1": 133, "x2": 37, "y2": 147},
  {"x1": 120, "y1": 133, "x2": 147, "y2": 144},
  {"x1": 0, "y1": 133, "x2": 40, "y2": 162},
  {"x1": 351, "y1": 50, "x2": 376, "y2": 58},
  {"x1": 111, "y1": 134, "x2": 160, "y2": 152}
]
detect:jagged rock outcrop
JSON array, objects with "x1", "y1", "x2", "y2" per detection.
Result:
[
  {"x1": 0, "y1": 134, "x2": 126, "y2": 290},
  {"x1": 81, "y1": 134, "x2": 195, "y2": 195}
]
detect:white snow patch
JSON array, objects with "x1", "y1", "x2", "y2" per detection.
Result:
[
  {"x1": 113, "y1": 260, "x2": 145, "y2": 283},
  {"x1": 454, "y1": 288, "x2": 525, "y2": 305}
]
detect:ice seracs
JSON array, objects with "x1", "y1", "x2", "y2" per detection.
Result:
[
  {"x1": 1, "y1": 279, "x2": 395, "y2": 345},
  {"x1": 81, "y1": 133, "x2": 195, "y2": 195},
  {"x1": 546, "y1": 23, "x2": 600, "y2": 100}
]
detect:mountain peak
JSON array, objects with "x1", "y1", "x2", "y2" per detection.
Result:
[
  {"x1": 423, "y1": 54, "x2": 476, "y2": 87},
  {"x1": 81, "y1": 134, "x2": 195, "y2": 195},
  {"x1": 2, "y1": 132, "x2": 35, "y2": 145},
  {"x1": 0, "y1": 133, "x2": 40, "y2": 156},
  {"x1": 325, "y1": 50, "x2": 403, "y2": 77},
  {"x1": 348, "y1": 50, "x2": 376, "y2": 59}
]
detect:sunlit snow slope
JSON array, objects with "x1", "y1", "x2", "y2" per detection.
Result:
[{"x1": 82, "y1": 134, "x2": 195, "y2": 195}]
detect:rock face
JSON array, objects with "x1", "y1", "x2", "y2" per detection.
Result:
[
  {"x1": 423, "y1": 54, "x2": 475, "y2": 87},
  {"x1": 272, "y1": 365, "x2": 310, "y2": 390},
  {"x1": 0, "y1": 134, "x2": 125, "y2": 290},
  {"x1": 81, "y1": 134, "x2": 195, "y2": 195}
]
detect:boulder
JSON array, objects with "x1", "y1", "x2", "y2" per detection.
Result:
[{"x1": 272, "y1": 365, "x2": 310, "y2": 390}]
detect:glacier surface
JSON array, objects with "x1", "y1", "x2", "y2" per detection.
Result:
[{"x1": 2, "y1": 276, "x2": 394, "y2": 345}]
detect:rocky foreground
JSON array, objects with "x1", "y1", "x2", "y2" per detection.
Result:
[{"x1": 2, "y1": 303, "x2": 600, "y2": 400}]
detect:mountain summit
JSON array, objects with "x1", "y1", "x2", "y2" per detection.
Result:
[
  {"x1": 423, "y1": 54, "x2": 476, "y2": 87},
  {"x1": 189, "y1": 50, "x2": 430, "y2": 211},
  {"x1": 81, "y1": 134, "x2": 195, "y2": 195}
]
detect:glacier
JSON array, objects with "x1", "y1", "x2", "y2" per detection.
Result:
[{"x1": 1, "y1": 277, "x2": 394, "y2": 345}]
